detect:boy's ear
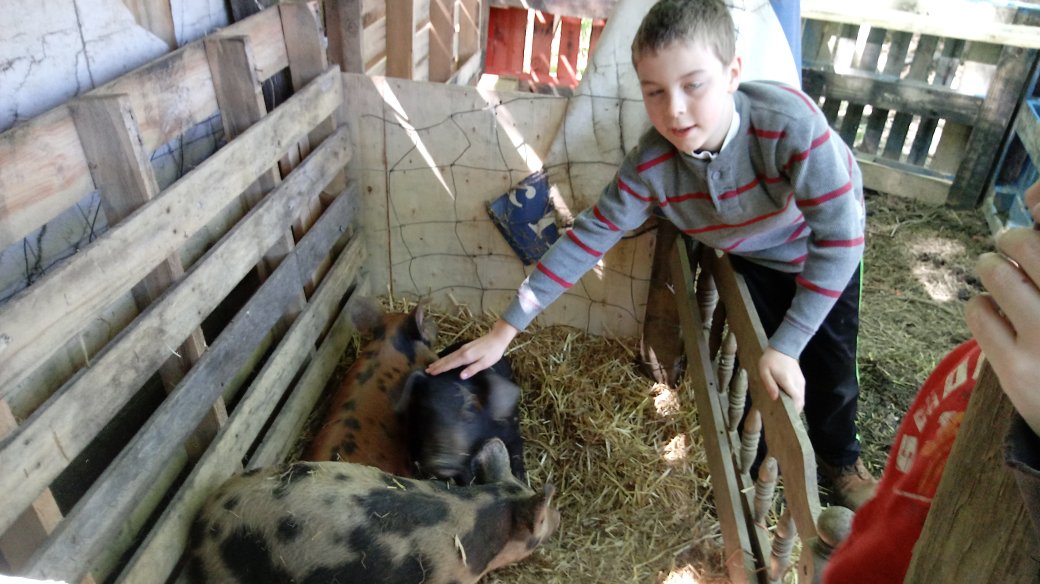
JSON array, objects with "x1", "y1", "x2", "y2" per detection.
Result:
[{"x1": 727, "y1": 55, "x2": 742, "y2": 92}]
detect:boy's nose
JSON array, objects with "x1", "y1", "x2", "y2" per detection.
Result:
[{"x1": 669, "y1": 95, "x2": 685, "y2": 117}]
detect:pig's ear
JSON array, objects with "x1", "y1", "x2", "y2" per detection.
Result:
[
  {"x1": 473, "y1": 438, "x2": 512, "y2": 483},
  {"x1": 348, "y1": 296, "x2": 385, "y2": 333},
  {"x1": 394, "y1": 370, "x2": 426, "y2": 414},
  {"x1": 517, "y1": 483, "x2": 559, "y2": 540},
  {"x1": 480, "y1": 374, "x2": 521, "y2": 420},
  {"x1": 408, "y1": 302, "x2": 438, "y2": 345}
]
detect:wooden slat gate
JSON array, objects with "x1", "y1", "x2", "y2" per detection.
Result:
[
  {"x1": 0, "y1": 3, "x2": 373, "y2": 582},
  {"x1": 673, "y1": 242, "x2": 839, "y2": 583},
  {"x1": 800, "y1": 0, "x2": 1040, "y2": 208}
]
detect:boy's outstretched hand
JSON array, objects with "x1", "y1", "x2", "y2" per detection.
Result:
[
  {"x1": 426, "y1": 319, "x2": 519, "y2": 380},
  {"x1": 965, "y1": 180, "x2": 1040, "y2": 436},
  {"x1": 758, "y1": 346, "x2": 806, "y2": 412}
]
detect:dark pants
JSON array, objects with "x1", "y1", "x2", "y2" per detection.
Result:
[{"x1": 730, "y1": 254, "x2": 862, "y2": 467}]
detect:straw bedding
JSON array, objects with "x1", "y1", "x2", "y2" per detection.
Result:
[{"x1": 331, "y1": 295, "x2": 730, "y2": 583}]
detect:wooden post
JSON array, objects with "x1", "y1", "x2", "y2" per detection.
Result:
[
  {"x1": 485, "y1": 7, "x2": 528, "y2": 77},
  {"x1": 948, "y1": 9, "x2": 1040, "y2": 208},
  {"x1": 458, "y1": 0, "x2": 482, "y2": 64},
  {"x1": 638, "y1": 220, "x2": 683, "y2": 387},
  {"x1": 557, "y1": 15, "x2": 581, "y2": 86},
  {"x1": 386, "y1": 0, "x2": 416, "y2": 79},
  {"x1": 905, "y1": 362, "x2": 1038, "y2": 581},
  {"x1": 324, "y1": 0, "x2": 364, "y2": 73},
  {"x1": 0, "y1": 400, "x2": 98, "y2": 583},
  {"x1": 69, "y1": 94, "x2": 222, "y2": 460},
  {"x1": 430, "y1": 0, "x2": 456, "y2": 82},
  {"x1": 530, "y1": 10, "x2": 555, "y2": 83},
  {"x1": 121, "y1": 0, "x2": 176, "y2": 49}
]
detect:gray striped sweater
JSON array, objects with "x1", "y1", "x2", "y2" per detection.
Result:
[{"x1": 503, "y1": 81, "x2": 865, "y2": 358}]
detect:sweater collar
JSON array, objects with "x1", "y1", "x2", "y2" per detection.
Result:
[{"x1": 688, "y1": 99, "x2": 740, "y2": 161}]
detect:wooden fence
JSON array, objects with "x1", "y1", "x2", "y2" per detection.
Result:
[
  {"x1": 0, "y1": 4, "x2": 369, "y2": 581},
  {"x1": 800, "y1": 0, "x2": 1040, "y2": 208},
  {"x1": 485, "y1": 5, "x2": 606, "y2": 91}
]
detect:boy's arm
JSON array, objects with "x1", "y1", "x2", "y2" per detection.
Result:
[
  {"x1": 430, "y1": 151, "x2": 656, "y2": 376},
  {"x1": 499, "y1": 153, "x2": 657, "y2": 332},
  {"x1": 771, "y1": 95, "x2": 865, "y2": 359}
]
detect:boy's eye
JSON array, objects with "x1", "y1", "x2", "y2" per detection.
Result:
[{"x1": 684, "y1": 82, "x2": 703, "y2": 91}]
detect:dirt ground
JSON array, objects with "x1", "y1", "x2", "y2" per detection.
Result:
[{"x1": 855, "y1": 188, "x2": 993, "y2": 475}]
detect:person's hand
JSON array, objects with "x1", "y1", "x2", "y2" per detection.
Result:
[
  {"x1": 426, "y1": 319, "x2": 519, "y2": 380},
  {"x1": 965, "y1": 180, "x2": 1040, "y2": 436},
  {"x1": 758, "y1": 346, "x2": 806, "y2": 412}
]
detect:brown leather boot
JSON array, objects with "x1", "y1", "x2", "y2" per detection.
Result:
[{"x1": 818, "y1": 457, "x2": 878, "y2": 510}]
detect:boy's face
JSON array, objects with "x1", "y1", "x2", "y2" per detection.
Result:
[{"x1": 635, "y1": 41, "x2": 741, "y2": 154}]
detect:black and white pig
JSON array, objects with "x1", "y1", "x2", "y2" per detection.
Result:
[
  {"x1": 396, "y1": 341, "x2": 526, "y2": 484},
  {"x1": 188, "y1": 438, "x2": 559, "y2": 584}
]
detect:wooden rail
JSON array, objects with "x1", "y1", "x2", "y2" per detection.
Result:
[
  {"x1": 801, "y1": 3, "x2": 1040, "y2": 207},
  {"x1": 674, "y1": 242, "x2": 851, "y2": 583}
]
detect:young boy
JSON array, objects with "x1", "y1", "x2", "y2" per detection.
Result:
[
  {"x1": 429, "y1": 0, "x2": 875, "y2": 508},
  {"x1": 823, "y1": 179, "x2": 1040, "y2": 582}
]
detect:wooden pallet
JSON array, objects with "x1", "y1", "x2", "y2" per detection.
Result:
[{"x1": 0, "y1": 4, "x2": 367, "y2": 581}]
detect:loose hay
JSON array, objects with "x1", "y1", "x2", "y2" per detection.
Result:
[{"x1": 388, "y1": 296, "x2": 728, "y2": 583}]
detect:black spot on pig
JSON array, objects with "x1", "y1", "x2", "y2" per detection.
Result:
[
  {"x1": 397, "y1": 342, "x2": 525, "y2": 484},
  {"x1": 355, "y1": 489, "x2": 451, "y2": 534},
  {"x1": 272, "y1": 462, "x2": 317, "y2": 499},
  {"x1": 219, "y1": 526, "x2": 294, "y2": 584},
  {"x1": 276, "y1": 515, "x2": 302, "y2": 543},
  {"x1": 221, "y1": 496, "x2": 239, "y2": 511}
]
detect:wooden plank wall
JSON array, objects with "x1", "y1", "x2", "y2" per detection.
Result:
[
  {"x1": 801, "y1": 0, "x2": 1040, "y2": 207},
  {"x1": 0, "y1": 4, "x2": 370, "y2": 582}
]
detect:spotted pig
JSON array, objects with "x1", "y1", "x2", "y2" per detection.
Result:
[
  {"x1": 398, "y1": 341, "x2": 526, "y2": 484},
  {"x1": 189, "y1": 438, "x2": 560, "y2": 584},
  {"x1": 304, "y1": 298, "x2": 437, "y2": 476}
]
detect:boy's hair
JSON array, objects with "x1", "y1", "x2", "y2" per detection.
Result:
[{"x1": 631, "y1": 0, "x2": 736, "y2": 66}]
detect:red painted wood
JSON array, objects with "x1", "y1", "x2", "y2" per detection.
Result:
[
  {"x1": 589, "y1": 18, "x2": 606, "y2": 57},
  {"x1": 530, "y1": 11, "x2": 555, "y2": 82},
  {"x1": 485, "y1": 7, "x2": 528, "y2": 76},
  {"x1": 557, "y1": 16, "x2": 581, "y2": 86}
]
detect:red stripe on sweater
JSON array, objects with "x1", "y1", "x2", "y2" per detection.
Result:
[
  {"x1": 784, "y1": 129, "x2": 831, "y2": 172},
  {"x1": 778, "y1": 84, "x2": 819, "y2": 113},
  {"x1": 537, "y1": 262, "x2": 572, "y2": 288},
  {"x1": 684, "y1": 192, "x2": 796, "y2": 235},
  {"x1": 817, "y1": 236, "x2": 865, "y2": 248},
  {"x1": 618, "y1": 178, "x2": 653, "y2": 202},
  {"x1": 593, "y1": 206, "x2": 621, "y2": 231},
  {"x1": 722, "y1": 238, "x2": 746, "y2": 252},
  {"x1": 637, "y1": 151, "x2": 676, "y2": 172},
  {"x1": 799, "y1": 180, "x2": 853, "y2": 207},
  {"x1": 750, "y1": 126, "x2": 786, "y2": 139},
  {"x1": 796, "y1": 274, "x2": 842, "y2": 298},
  {"x1": 786, "y1": 221, "x2": 809, "y2": 242},
  {"x1": 790, "y1": 254, "x2": 808, "y2": 265},
  {"x1": 720, "y1": 177, "x2": 761, "y2": 200},
  {"x1": 665, "y1": 191, "x2": 711, "y2": 204},
  {"x1": 566, "y1": 229, "x2": 602, "y2": 257}
]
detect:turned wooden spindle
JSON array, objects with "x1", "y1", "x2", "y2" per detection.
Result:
[
  {"x1": 696, "y1": 268, "x2": 718, "y2": 332},
  {"x1": 769, "y1": 506, "x2": 798, "y2": 582},
  {"x1": 727, "y1": 368, "x2": 748, "y2": 434},
  {"x1": 716, "y1": 331, "x2": 738, "y2": 397},
  {"x1": 753, "y1": 456, "x2": 779, "y2": 526},
  {"x1": 739, "y1": 406, "x2": 761, "y2": 474}
]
